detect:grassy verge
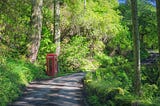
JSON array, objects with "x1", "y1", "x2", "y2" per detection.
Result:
[
  {"x1": 83, "y1": 55, "x2": 160, "y2": 106},
  {"x1": 0, "y1": 58, "x2": 82, "y2": 106},
  {"x1": 0, "y1": 58, "x2": 48, "y2": 106},
  {"x1": 84, "y1": 79, "x2": 159, "y2": 106}
]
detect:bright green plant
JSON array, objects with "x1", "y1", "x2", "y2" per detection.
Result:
[
  {"x1": 84, "y1": 53, "x2": 134, "y2": 105},
  {"x1": 38, "y1": 26, "x2": 56, "y2": 65},
  {"x1": 142, "y1": 83, "x2": 158, "y2": 101},
  {"x1": 119, "y1": 0, "x2": 157, "y2": 50},
  {"x1": 108, "y1": 26, "x2": 132, "y2": 53},
  {"x1": 0, "y1": 58, "x2": 48, "y2": 106},
  {"x1": 88, "y1": 95, "x2": 101, "y2": 106},
  {"x1": 0, "y1": 0, "x2": 31, "y2": 57},
  {"x1": 59, "y1": 36, "x2": 89, "y2": 72}
]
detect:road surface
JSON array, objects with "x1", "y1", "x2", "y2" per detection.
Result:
[{"x1": 9, "y1": 73, "x2": 86, "y2": 106}]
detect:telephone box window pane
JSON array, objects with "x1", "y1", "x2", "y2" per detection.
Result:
[{"x1": 48, "y1": 58, "x2": 53, "y2": 74}]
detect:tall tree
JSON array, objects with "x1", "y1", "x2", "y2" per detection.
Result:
[
  {"x1": 156, "y1": 0, "x2": 160, "y2": 86},
  {"x1": 126, "y1": 0, "x2": 130, "y2": 5},
  {"x1": 84, "y1": 0, "x2": 86, "y2": 10},
  {"x1": 28, "y1": 0, "x2": 43, "y2": 63},
  {"x1": 54, "y1": 0, "x2": 61, "y2": 56},
  {"x1": 131, "y1": 0, "x2": 141, "y2": 96}
]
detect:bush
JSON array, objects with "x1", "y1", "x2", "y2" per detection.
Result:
[
  {"x1": 85, "y1": 79, "x2": 125, "y2": 106},
  {"x1": 0, "y1": 58, "x2": 48, "y2": 106},
  {"x1": 38, "y1": 26, "x2": 56, "y2": 65},
  {"x1": 59, "y1": 36, "x2": 89, "y2": 72},
  {"x1": 141, "y1": 65, "x2": 159, "y2": 84},
  {"x1": 84, "y1": 54, "x2": 160, "y2": 106},
  {"x1": 84, "y1": 54, "x2": 133, "y2": 105}
]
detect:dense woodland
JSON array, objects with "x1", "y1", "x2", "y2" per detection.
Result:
[{"x1": 1, "y1": 0, "x2": 160, "y2": 105}]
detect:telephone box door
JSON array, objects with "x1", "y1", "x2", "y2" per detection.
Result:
[{"x1": 46, "y1": 54, "x2": 57, "y2": 76}]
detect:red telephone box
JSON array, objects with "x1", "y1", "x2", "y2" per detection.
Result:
[{"x1": 46, "y1": 53, "x2": 58, "y2": 76}]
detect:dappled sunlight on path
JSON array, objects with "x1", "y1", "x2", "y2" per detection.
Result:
[{"x1": 9, "y1": 73, "x2": 86, "y2": 106}]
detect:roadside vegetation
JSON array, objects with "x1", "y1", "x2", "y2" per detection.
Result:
[
  {"x1": 0, "y1": 58, "x2": 47, "y2": 106},
  {"x1": 1, "y1": 0, "x2": 160, "y2": 106}
]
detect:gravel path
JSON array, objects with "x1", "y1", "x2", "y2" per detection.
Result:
[{"x1": 9, "y1": 73, "x2": 86, "y2": 106}]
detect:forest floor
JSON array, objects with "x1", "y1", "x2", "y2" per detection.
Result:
[{"x1": 8, "y1": 72, "x2": 87, "y2": 106}]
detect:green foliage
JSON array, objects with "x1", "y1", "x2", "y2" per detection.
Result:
[
  {"x1": 142, "y1": 83, "x2": 158, "y2": 101},
  {"x1": 142, "y1": 65, "x2": 159, "y2": 84},
  {"x1": 93, "y1": 54, "x2": 132, "y2": 89},
  {"x1": 119, "y1": 0, "x2": 157, "y2": 50},
  {"x1": 141, "y1": 48, "x2": 149, "y2": 60},
  {"x1": 60, "y1": 0, "x2": 122, "y2": 44},
  {"x1": 85, "y1": 78, "x2": 125, "y2": 106},
  {"x1": 38, "y1": 26, "x2": 56, "y2": 64},
  {"x1": 88, "y1": 95, "x2": 101, "y2": 106},
  {"x1": 84, "y1": 53, "x2": 160, "y2": 106},
  {"x1": 0, "y1": 0, "x2": 160, "y2": 105},
  {"x1": 94, "y1": 53, "x2": 113, "y2": 68},
  {"x1": 0, "y1": 58, "x2": 48, "y2": 106},
  {"x1": 59, "y1": 36, "x2": 89, "y2": 72},
  {"x1": 81, "y1": 0, "x2": 121, "y2": 39},
  {"x1": 84, "y1": 53, "x2": 133, "y2": 105},
  {"x1": 108, "y1": 25, "x2": 132, "y2": 52},
  {"x1": 37, "y1": 2, "x2": 56, "y2": 65},
  {"x1": 0, "y1": 0, "x2": 31, "y2": 57},
  {"x1": 0, "y1": 44, "x2": 8, "y2": 64},
  {"x1": 138, "y1": 0, "x2": 157, "y2": 49}
]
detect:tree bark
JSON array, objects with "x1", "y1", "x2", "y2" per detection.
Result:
[
  {"x1": 54, "y1": 0, "x2": 60, "y2": 56},
  {"x1": 84, "y1": 0, "x2": 86, "y2": 10},
  {"x1": 155, "y1": 0, "x2": 160, "y2": 86},
  {"x1": 131, "y1": 0, "x2": 141, "y2": 96},
  {"x1": 28, "y1": 0, "x2": 43, "y2": 63}
]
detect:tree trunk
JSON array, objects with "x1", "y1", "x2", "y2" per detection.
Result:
[
  {"x1": 155, "y1": 0, "x2": 160, "y2": 86},
  {"x1": 84, "y1": 0, "x2": 86, "y2": 10},
  {"x1": 126, "y1": 0, "x2": 131, "y2": 6},
  {"x1": 54, "y1": 0, "x2": 60, "y2": 56},
  {"x1": 131, "y1": 0, "x2": 141, "y2": 96},
  {"x1": 28, "y1": 0, "x2": 43, "y2": 63}
]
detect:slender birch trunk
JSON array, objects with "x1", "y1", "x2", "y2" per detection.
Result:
[
  {"x1": 84, "y1": 0, "x2": 86, "y2": 10},
  {"x1": 54, "y1": 0, "x2": 60, "y2": 56}
]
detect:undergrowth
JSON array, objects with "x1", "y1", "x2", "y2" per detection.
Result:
[
  {"x1": 0, "y1": 58, "x2": 48, "y2": 106},
  {"x1": 84, "y1": 54, "x2": 160, "y2": 106}
]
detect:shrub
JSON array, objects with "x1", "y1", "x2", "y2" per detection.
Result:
[
  {"x1": 84, "y1": 54, "x2": 160, "y2": 106},
  {"x1": 84, "y1": 54, "x2": 135, "y2": 105},
  {"x1": 59, "y1": 36, "x2": 89, "y2": 72},
  {"x1": 38, "y1": 26, "x2": 56, "y2": 65},
  {"x1": 0, "y1": 58, "x2": 47, "y2": 106}
]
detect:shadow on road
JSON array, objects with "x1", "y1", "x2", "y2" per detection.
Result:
[{"x1": 8, "y1": 73, "x2": 86, "y2": 106}]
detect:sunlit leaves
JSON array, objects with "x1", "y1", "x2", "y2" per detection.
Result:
[{"x1": 59, "y1": 36, "x2": 89, "y2": 72}]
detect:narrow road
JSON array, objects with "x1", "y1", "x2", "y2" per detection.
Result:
[{"x1": 9, "y1": 73, "x2": 86, "y2": 106}]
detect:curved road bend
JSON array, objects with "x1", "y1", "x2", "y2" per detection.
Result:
[{"x1": 9, "y1": 73, "x2": 86, "y2": 106}]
